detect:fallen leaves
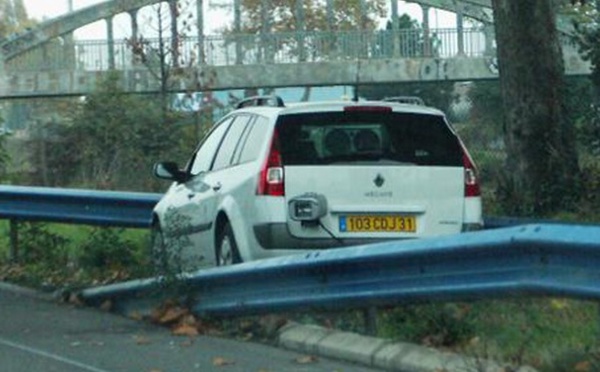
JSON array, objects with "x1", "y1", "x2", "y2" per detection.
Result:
[
  {"x1": 294, "y1": 355, "x2": 318, "y2": 364},
  {"x1": 99, "y1": 299, "x2": 113, "y2": 312},
  {"x1": 149, "y1": 301, "x2": 208, "y2": 337},
  {"x1": 172, "y1": 322, "x2": 200, "y2": 337},
  {"x1": 212, "y1": 356, "x2": 235, "y2": 366},
  {"x1": 157, "y1": 306, "x2": 189, "y2": 325},
  {"x1": 575, "y1": 360, "x2": 592, "y2": 372},
  {"x1": 134, "y1": 335, "x2": 152, "y2": 345}
]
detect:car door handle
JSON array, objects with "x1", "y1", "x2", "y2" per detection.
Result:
[
  {"x1": 187, "y1": 193, "x2": 195, "y2": 199},
  {"x1": 212, "y1": 182, "x2": 222, "y2": 192}
]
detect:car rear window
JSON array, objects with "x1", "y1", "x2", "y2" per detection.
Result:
[{"x1": 276, "y1": 111, "x2": 462, "y2": 166}]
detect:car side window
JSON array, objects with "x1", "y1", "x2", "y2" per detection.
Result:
[
  {"x1": 189, "y1": 117, "x2": 233, "y2": 176},
  {"x1": 212, "y1": 115, "x2": 253, "y2": 171},
  {"x1": 239, "y1": 116, "x2": 269, "y2": 164}
]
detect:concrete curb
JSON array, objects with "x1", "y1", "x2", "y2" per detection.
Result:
[
  {"x1": 0, "y1": 281, "x2": 55, "y2": 301},
  {"x1": 278, "y1": 322, "x2": 537, "y2": 372}
]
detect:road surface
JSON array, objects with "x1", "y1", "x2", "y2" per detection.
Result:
[{"x1": 0, "y1": 284, "x2": 378, "y2": 372}]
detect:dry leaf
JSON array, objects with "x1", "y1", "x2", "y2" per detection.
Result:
[
  {"x1": 100, "y1": 300, "x2": 113, "y2": 312},
  {"x1": 179, "y1": 314, "x2": 199, "y2": 326},
  {"x1": 172, "y1": 323, "x2": 199, "y2": 337},
  {"x1": 128, "y1": 311, "x2": 144, "y2": 321},
  {"x1": 575, "y1": 360, "x2": 591, "y2": 372},
  {"x1": 68, "y1": 293, "x2": 84, "y2": 306},
  {"x1": 134, "y1": 335, "x2": 152, "y2": 345},
  {"x1": 212, "y1": 356, "x2": 235, "y2": 366},
  {"x1": 180, "y1": 339, "x2": 194, "y2": 347},
  {"x1": 158, "y1": 307, "x2": 188, "y2": 325},
  {"x1": 294, "y1": 355, "x2": 318, "y2": 364}
]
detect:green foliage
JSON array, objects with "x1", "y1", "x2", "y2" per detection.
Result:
[
  {"x1": 78, "y1": 228, "x2": 140, "y2": 271},
  {"x1": 0, "y1": 222, "x2": 152, "y2": 290},
  {"x1": 571, "y1": 3, "x2": 600, "y2": 92},
  {"x1": 17, "y1": 222, "x2": 70, "y2": 266},
  {"x1": 374, "y1": 299, "x2": 599, "y2": 370},
  {"x1": 35, "y1": 73, "x2": 190, "y2": 191},
  {"x1": 575, "y1": 155, "x2": 600, "y2": 219},
  {"x1": 356, "y1": 13, "x2": 453, "y2": 109},
  {"x1": 358, "y1": 81, "x2": 456, "y2": 113},
  {"x1": 0, "y1": 115, "x2": 10, "y2": 181},
  {"x1": 228, "y1": 0, "x2": 386, "y2": 33},
  {"x1": 372, "y1": 13, "x2": 442, "y2": 58},
  {"x1": 463, "y1": 77, "x2": 600, "y2": 217},
  {"x1": 379, "y1": 303, "x2": 475, "y2": 348},
  {"x1": 0, "y1": 0, "x2": 36, "y2": 37},
  {"x1": 542, "y1": 350, "x2": 600, "y2": 372}
]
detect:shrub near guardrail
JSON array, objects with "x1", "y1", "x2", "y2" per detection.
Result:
[{"x1": 0, "y1": 222, "x2": 151, "y2": 290}]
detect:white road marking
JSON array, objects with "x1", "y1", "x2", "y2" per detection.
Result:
[{"x1": 0, "y1": 337, "x2": 112, "y2": 372}]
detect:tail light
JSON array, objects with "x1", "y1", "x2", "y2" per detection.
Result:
[
  {"x1": 257, "y1": 130, "x2": 284, "y2": 196},
  {"x1": 460, "y1": 142, "x2": 481, "y2": 197}
]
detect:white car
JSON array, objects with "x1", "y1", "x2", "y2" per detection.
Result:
[{"x1": 151, "y1": 96, "x2": 482, "y2": 271}]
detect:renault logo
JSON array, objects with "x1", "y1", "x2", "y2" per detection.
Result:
[{"x1": 374, "y1": 174, "x2": 385, "y2": 188}]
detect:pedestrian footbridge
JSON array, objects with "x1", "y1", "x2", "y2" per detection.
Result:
[{"x1": 0, "y1": 0, "x2": 590, "y2": 98}]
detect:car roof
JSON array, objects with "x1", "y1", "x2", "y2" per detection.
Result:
[{"x1": 232, "y1": 99, "x2": 445, "y2": 118}]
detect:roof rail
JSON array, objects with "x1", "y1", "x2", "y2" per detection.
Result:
[
  {"x1": 235, "y1": 95, "x2": 285, "y2": 109},
  {"x1": 382, "y1": 96, "x2": 425, "y2": 106}
]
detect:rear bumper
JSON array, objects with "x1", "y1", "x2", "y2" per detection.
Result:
[{"x1": 253, "y1": 223, "x2": 400, "y2": 250}]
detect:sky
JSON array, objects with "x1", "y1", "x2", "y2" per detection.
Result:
[{"x1": 21, "y1": 0, "x2": 457, "y2": 39}]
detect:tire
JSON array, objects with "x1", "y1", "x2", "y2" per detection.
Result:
[{"x1": 216, "y1": 223, "x2": 241, "y2": 266}]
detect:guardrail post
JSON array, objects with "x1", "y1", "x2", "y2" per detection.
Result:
[
  {"x1": 9, "y1": 219, "x2": 19, "y2": 263},
  {"x1": 363, "y1": 306, "x2": 378, "y2": 336}
]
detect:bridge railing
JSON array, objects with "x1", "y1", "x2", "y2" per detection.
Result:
[{"x1": 5, "y1": 28, "x2": 490, "y2": 73}]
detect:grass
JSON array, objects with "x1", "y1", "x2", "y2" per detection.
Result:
[
  {"x1": 296, "y1": 299, "x2": 599, "y2": 371},
  {"x1": 0, "y1": 221, "x2": 152, "y2": 290}
]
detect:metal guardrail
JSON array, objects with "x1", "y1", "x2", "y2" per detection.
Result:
[
  {"x1": 0, "y1": 185, "x2": 161, "y2": 261},
  {"x1": 2, "y1": 185, "x2": 599, "y2": 321},
  {"x1": 0, "y1": 184, "x2": 561, "y2": 260},
  {"x1": 80, "y1": 223, "x2": 600, "y2": 317},
  {"x1": 0, "y1": 185, "x2": 161, "y2": 227},
  {"x1": 0, "y1": 185, "x2": 559, "y2": 226}
]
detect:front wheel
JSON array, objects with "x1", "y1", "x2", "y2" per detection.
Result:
[{"x1": 216, "y1": 223, "x2": 241, "y2": 266}]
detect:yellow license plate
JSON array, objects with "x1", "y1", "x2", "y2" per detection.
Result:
[{"x1": 339, "y1": 215, "x2": 416, "y2": 233}]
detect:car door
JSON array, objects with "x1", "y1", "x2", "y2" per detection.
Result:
[
  {"x1": 160, "y1": 116, "x2": 233, "y2": 270},
  {"x1": 194, "y1": 114, "x2": 255, "y2": 262}
]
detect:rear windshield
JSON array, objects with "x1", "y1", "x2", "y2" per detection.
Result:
[{"x1": 276, "y1": 111, "x2": 462, "y2": 166}]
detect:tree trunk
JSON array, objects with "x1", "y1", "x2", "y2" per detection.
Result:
[{"x1": 491, "y1": 0, "x2": 579, "y2": 215}]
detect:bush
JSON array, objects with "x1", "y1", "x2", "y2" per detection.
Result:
[
  {"x1": 76, "y1": 227, "x2": 153, "y2": 282},
  {"x1": 17, "y1": 222, "x2": 70, "y2": 266},
  {"x1": 0, "y1": 223, "x2": 151, "y2": 290}
]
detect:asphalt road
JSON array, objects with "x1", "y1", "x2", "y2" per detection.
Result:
[{"x1": 0, "y1": 284, "x2": 378, "y2": 372}]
